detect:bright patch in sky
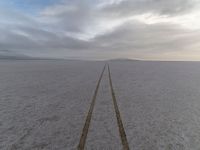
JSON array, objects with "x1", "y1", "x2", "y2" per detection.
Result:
[{"x1": 132, "y1": 11, "x2": 200, "y2": 30}]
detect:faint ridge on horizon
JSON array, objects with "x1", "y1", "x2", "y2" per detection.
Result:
[{"x1": 0, "y1": 50, "x2": 63, "y2": 60}]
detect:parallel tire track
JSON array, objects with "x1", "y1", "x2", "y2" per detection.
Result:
[
  {"x1": 77, "y1": 64, "x2": 106, "y2": 150},
  {"x1": 108, "y1": 64, "x2": 130, "y2": 150}
]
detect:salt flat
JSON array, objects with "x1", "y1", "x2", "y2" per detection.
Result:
[
  {"x1": 0, "y1": 60, "x2": 104, "y2": 150},
  {"x1": 1, "y1": 60, "x2": 200, "y2": 150},
  {"x1": 110, "y1": 61, "x2": 200, "y2": 150},
  {"x1": 86, "y1": 65, "x2": 122, "y2": 150}
]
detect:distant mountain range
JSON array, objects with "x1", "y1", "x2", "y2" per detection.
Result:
[
  {"x1": 0, "y1": 50, "x2": 33, "y2": 60},
  {"x1": 0, "y1": 50, "x2": 58, "y2": 60},
  {"x1": 0, "y1": 50, "x2": 142, "y2": 61},
  {"x1": 0, "y1": 55, "x2": 35, "y2": 60}
]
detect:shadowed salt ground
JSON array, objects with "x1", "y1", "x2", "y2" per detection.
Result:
[{"x1": 1, "y1": 60, "x2": 200, "y2": 150}]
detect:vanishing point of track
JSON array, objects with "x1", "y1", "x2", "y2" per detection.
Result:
[{"x1": 77, "y1": 64, "x2": 130, "y2": 150}]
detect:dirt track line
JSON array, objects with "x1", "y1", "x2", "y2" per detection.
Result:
[
  {"x1": 77, "y1": 64, "x2": 106, "y2": 150},
  {"x1": 108, "y1": 64, "x2": 130, "y2": 150}
]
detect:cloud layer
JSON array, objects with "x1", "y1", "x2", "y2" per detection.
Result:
[{"x1": 1, "y1": 0, "x2": 200, "y2": 60}]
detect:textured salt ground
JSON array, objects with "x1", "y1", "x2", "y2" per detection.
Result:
[
  {"x1": 0, "y1": 60, "x2": 104, "y2": 150},
  {"x1": 109, "y1": 61, "x2": 200, "y2": 150},
  {"x1": 1, "y1": 60, "x2": 200, "y2": 150},
  {"x1": 85, "y1": 66, "x2": 122, "y2": 150}
]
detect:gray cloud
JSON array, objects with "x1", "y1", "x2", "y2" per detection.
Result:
[
  {"x1": 103, "y1": 0, "x2": 197, "y2": 17},
  {"x1": 1, "y1": 0, "x2": 200, "y2": 60},
  {"x1": 40, "y1": 0, "x2": 98, "y2": 33},
  {"x1": 90, "y1": 21, "x2": 200, "y2": 58}
]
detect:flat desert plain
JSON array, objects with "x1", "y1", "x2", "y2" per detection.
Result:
[{"x1": 1, "y1": 60, "x2": 200, "y2": 150}]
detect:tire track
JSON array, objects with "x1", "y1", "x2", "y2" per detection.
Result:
[
  {"x1": 77, "y1": 64, "x2": 106, "y2": 150},
  {"x1": 108, "y1": 64, "x2": 130, "y2": 150}
]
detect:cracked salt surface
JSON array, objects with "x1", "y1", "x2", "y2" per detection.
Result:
[
  {"x1": 110, "y1": 61, "x2": 200, "y2": 150},
  {"x1": 1, "y1": 60, "x2": 200, "y2": 150},
  {"x1": 0, "y1": 60, "x2": 104, "y2": 150}
]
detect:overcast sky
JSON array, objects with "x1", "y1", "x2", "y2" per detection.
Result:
[{"x1": 1, "y1": 0, "x2": 200, "y2": 60}]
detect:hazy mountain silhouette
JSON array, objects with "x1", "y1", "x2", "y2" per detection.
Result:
[
  {"x1": 0, "y1": 50, "x2": 33, "y2": 60},
  {"x1": 0, "y1": 50, "x2": 58, "y2": 60}
]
